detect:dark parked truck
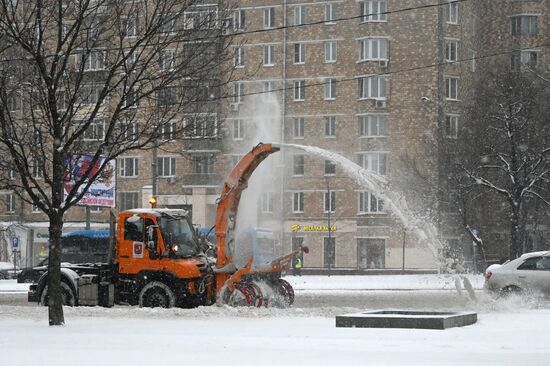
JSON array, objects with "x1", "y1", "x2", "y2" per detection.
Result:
[
  {"x1": 28, "y1": 144, "x2": 307, "y2": 308},
  {"x1": 17, "y1": 230, "x2": 110, "y2": 283}
]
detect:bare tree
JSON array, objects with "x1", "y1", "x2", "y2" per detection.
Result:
[
  {"x1": 0, "y1": 0, "x2": 233, "y2": 325},
  {"x1": 459, "y1": 69, "x2": 550, "y2": 260}
]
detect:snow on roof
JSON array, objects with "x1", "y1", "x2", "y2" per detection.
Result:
[
  {"x1": 520, "y1": 251, "x2": 550, "y2": 258},
  {"x1": 123, "y1": 208, "x2": 189, "y2": 217}
]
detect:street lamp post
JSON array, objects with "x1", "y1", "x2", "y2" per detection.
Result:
[{"x1": 326, "y1": 177, "x2": 332, "y2": 276}]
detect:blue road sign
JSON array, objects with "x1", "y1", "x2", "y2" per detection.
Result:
[{"x1": 11, "y1": 236, "x2": 20, "y2": 251}]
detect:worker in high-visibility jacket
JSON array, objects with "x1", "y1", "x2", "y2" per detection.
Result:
[{"x1": 294, "y1": 256, "x2": 302, "y2": 276}]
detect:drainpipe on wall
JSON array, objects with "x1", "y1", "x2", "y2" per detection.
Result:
[{"x1": 280, "y1": 0, "x2": 288, "y2": 254}]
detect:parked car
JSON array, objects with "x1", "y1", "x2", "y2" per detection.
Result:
[
  {"x1": 484, "y1": 251, "x2": 550, "y2": 296},
  {"x1": 16, "y1": 258, "x2": 48, "y2": 283},
  {"x1": 0, "y1": 261, "x2": 20, "y2": 280}
]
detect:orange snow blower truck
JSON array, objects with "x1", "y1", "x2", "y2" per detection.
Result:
[{"x1": 28, "y1": 143, "x2": 307, "y2": 308}]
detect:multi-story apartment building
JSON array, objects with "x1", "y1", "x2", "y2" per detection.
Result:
[{"x1": 2, "y1": 0, "x2": 549, "y2": 271}]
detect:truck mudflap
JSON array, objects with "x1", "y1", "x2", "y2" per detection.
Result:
[{"x1": 28, "y1": 284, "x2": 38, "y2": 303}]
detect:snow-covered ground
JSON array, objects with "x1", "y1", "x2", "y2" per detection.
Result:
[{"x1": 1, "y1": 275, "x2": 549, "y2": 366}]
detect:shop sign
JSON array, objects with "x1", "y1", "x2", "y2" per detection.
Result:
[{"x1": 291, "y1": 224, "x2": 337, "y2": 232}]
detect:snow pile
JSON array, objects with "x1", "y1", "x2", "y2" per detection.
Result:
[{"x1": 284, "y1": 274, "x2": 485, "y2": 291}]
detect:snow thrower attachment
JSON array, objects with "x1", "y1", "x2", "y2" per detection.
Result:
[{"x1": 214, "y1": 143, "x2": 308, "y2": 307}]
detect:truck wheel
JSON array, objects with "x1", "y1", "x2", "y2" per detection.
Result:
[
  {"x1": 139, "y1": 281, "x2": 175, "y2": 308},
  {"x1": 40, "y1": 281, "x2": 76, "y2": 307}
]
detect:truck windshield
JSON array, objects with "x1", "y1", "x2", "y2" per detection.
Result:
[{"x1": 160, "y1": 216, "x2": 198, "y2": 257}]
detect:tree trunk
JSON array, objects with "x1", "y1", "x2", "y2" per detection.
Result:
[
  {"x1": 47, "y1": 212, "x2": 65, "y2": 325},
  {"x1": 48, "y1": 147, "x2": 66, "y2": 326}
]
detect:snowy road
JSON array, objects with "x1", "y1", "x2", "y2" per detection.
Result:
[{"x1": 1, "y1": 275, "x2": 549, "y2": 366}]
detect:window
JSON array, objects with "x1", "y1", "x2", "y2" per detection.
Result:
[
  {"x1": 445, "y1": 77, "x2": 459, "y2": 100},
  {"x1": 184, "y1": 115, "x2": 217, "y2": 138},
  {"x1": 81, "y1": 119, "x2": 105, "y2": 141},
  {"x1": 119, "y1": 192, "x2": 139, "y2": 211},
  {"x1": 184, "y1": 8, "x2": 218, "y2": 30},
  {"x1": 160, "y1": 49, "x2": 176, "y2": 71},
  {"x1": 293, "y1": 192, "x2": 304, "y2": 213},
  {"x1": 359, "y1": 38, "x2": 388, "y2": 61},
  {"x1": 358, "y1": 76, "x2": 387, "y2": 99},
  {"x1": 263, "y1": 7, "x2": 275, "y2": 29},
  {"x1": 294, "y1": 6, "x2": 305, "y2": 25},
  {"x1": 324, "y1": 79, "x2": 336, "y2": 100},
  {"x1": 511, "y1": 50, "x2": 538, "y2": 70},
  {"x1": 157, "y1": 156, "x2": 176, "y2": 177},
  {"x1": 263, "y1": 44, "x2": 275, "y2": 66},
  {"x1": 121, "y1": 15, "x2": 137, "y2": 37},
  {"x1": 293, "y1": 155, "x2": 304, "y2": 175},
  {"x1": 78, "y1": 84, "x2": 102, "y2": 105},
  {"x1": 358, "y1": 114, "x2": 387, "y2": 137},
  {"x1": 192, "y1": 155, "x2": 213, "y2": 174},
  {"x1": 32, "y1": 163, "x2": 44, "y2": 182},
  {"x1": 358, "y1": 152, "x2": 387, "y2": 175},
  {"x1": 160, "y1": 120, "x2": 177, "y2": 141},
  {"x1": 78, "y1": 50, "x2": 105, "y2": 71},
  {"x1": 232, "y1": 82, "x2": 244, "y2": 103},
  {"x1": 292, "y1": 237, "x2": 304, "y2": 251},
  {"x1": 324, "y1": 41, "x2": 337, "y2": 63},
  {"x1": 357, "y1": 238, "x2": 385, "y2": 269},
  {"x1": 119, "y1": 157, "x2": 139, "y2": 177},
  {"x1": 358, "y1": 191, "x2": 384, "y2": 213},
  {"x1": 261, "y1": 192, "x2": 274, "y2": 213},
  {"x1": 230, "y1": 155, "x2": 243, "y2": 167},
  {"x1": 157, "y1": 86, "x2": 177, "y2": 106},
  {"x1": 324, "y1": 160, "x2": 336, "y2": 175},
  {"x1": 517, "y1": 256, "x2": 550, "y2": 270},
  {"x1": 122, "y1": 87, "x2": 138, "y2": 108},
  {"x1": 122, "y1": 121, "x2": 139, "y2": 140},
  {"x1": 294, "y1": 80, "x2": 305, "y2": 101},
  {"x1": 324, "y1": 116, "x2": 336, "y2": 137},
  {"x1": 445, "y1": 115, "x2": 458, "y2": 139},
  {"x1": 511, "y1": 15, "x2": 538, "y2": 36},
  {"x1": 293, "y1": 117, "x2": 304, "y2": 138},
  {"x1": 160, "y1": 16, "x2": 176, "y2": 34},
  {"x1": 232, "y1": 119, "x2": 243, "y2": 140},
  {"x1": 233, "y1": 9, "x2": 245, "y2": 30},
  {"x1": 323, "y1": 237, "x2": 335, "y2": 268},
  {"x1": 263, "y1": 81, "x2": 275, "y2": 93},
  {"x1": 447, "y1": 1, "x2": 458, "y2": 24},
  {"x1": 7, "y1": 92, "x2": 21, "y2": 111},
  {"x1": 445, "y1": 40, "x2": 458, "y2": 62},
  {"x1": 324, "y1": 191, "x2": 335, "y2": 213},
  {"x1": 5, "y1": 193, "x2": 15, "y2": 213},
  {"x1": 294, "y1": 43, "x2": 305, "y2": 64},
  {"x1": 234, "y1": 46, "x2": 245, "y2": 67},
  {"x1": 325, "y1": 3, "x2": 336, "y2": 23},
  {"x1": 360, "y1": 0, "x2": 387, "y2": 22}
]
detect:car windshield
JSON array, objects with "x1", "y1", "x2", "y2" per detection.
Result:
[{"x1": 160, "y1": 215, "x2": 198, "y2": 257}]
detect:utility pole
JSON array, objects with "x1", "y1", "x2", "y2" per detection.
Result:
[
  {"x1": 326, "y1": 177, "x2": 332, "y2": 276},
  {"x1": 402, "y1": 229, "x2": 406, "y2": 274},
  {"x1": 85, "y1": 206, "x2": 90, "y2": 230}
]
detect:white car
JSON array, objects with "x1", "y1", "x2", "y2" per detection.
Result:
[{"x1": 484, "y1": 251, "x2": 550, "y2": 296}]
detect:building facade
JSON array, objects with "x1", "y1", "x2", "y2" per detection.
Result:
[{"x1": 2, "y1": 0, "x2": 549, "y2": 270}]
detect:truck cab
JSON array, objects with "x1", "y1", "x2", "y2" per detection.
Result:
[{"x1": 115, "y1": 209, "x2": 213, "y2": 306}]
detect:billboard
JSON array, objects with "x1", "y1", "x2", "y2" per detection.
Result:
[{"x1": 64, "y1": 154, "x2": 116, "y2": 207}]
